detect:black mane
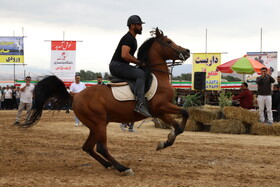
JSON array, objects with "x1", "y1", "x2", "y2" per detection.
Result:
[{"x1": 137, "y1": 37, "x2": 155, "y2": 64}]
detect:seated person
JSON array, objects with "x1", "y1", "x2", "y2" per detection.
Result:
[
  {"x1": 272, "y1": 84, "x2": 280, "y2": 122},
  {"x1": 232, "y1": 82, "x2": 253, "y2": 109}
]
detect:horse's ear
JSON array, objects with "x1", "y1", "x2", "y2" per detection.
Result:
[
  {"x1": 155, "y1": 27, "x2": 164, "y2": 38},
  {"x1": 150, "y1": 27, "x2": 164, "y2": 38}
]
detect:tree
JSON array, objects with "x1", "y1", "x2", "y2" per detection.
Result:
[
  {"x1": 77, "y1": 70, "x2": 110, "y2": 81},
  {"x1": 104, "y1": 72, "x2": 110, "y2": 80},
  {"x1": 172, "y1": 73, "x2": 192, "y2": 81},
  {"x1": 221, "y1": 75, "x2": 241, "y2": 82},
  {"x1": 79, "y1": 70, "x2": 87, "y2": 81}
]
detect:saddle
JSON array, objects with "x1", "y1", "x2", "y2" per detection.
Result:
[{"x1": 107, "y1": 73, "x2": 158, "y2": 101}]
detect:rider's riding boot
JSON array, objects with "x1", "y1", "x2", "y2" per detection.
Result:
[{"x1": 134, "y1": 99, "x2": 152, "y2": 117}]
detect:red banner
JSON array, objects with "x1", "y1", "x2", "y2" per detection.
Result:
[{"x1": 51, "y1": 41, "x2": 76, "y2": 51}]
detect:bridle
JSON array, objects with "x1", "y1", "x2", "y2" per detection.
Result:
[
  {"x1": 148, "y1": 38, "x2": 187, "y2": 75},
  {"x1": 156, "y1": 38, "x2": 187, "y2": 62}
]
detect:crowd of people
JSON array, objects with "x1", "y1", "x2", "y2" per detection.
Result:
[
  {"x1": 78, "y1": 67, "x2": 280, "y2": 127},
  {"x1": 2, "y1": 67, "x2": 280, "y2": 128},
  {"x1": 0, "y1": 85, "x2": 21, "y2": 110}
]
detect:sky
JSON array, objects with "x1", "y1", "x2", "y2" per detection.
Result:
[{"x1": 0, "y1": 0, "x2": 280, "y2": 79}]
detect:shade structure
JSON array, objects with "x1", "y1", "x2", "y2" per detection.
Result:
[{"x1": 217, "y1": 55, "x2": 267, "y2": 75}]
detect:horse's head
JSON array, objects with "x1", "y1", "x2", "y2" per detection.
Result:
[{"x1": 152, "y1": 27, "x2": 190, "y2": 63}]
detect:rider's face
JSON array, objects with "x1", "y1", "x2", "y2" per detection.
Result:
[{"x1": 133, "y1": 24, "x2": 143, "y2": 35}]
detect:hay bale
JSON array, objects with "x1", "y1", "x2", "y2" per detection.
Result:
[
  {"x1": 185, "y1": 119, "x2": 203, "y2": 131},
  {"x1": 203, "y1": 105, "x2": 221, "y2": 110},
  {"x1": 250, "y1": 123, "x2": 280, "y2": 136},
  {"x1": 223, "y1": 106, "x2": 259, "y2": 125},
  {"x1": 187, "y1": 106, "x2": 221, "y2": 124},
  {"x1": 210, "y1": 119, "x2": 246, "y2": 134},
  {"x1": 170, "y1": 113, "x2": 182, "y2": 119}
]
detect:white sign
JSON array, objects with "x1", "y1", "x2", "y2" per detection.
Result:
[{"x1": 50, "y1": 41, "x2": 76, "y2": 81}]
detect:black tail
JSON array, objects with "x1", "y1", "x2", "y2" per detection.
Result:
[{"x1": 24, "y1": 76, "x2": 72, "y2": 127}]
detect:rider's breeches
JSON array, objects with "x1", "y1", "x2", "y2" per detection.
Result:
[{"x1": 109, "y1": 61, "x2": 146, "y2": 100}]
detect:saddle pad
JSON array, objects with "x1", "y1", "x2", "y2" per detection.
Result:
[{"x1": 111, "y1": 74, "x2": 158, "y2": 101}]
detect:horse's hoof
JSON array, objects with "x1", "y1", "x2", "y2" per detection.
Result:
[
  {"x1": 156, "y1": 141, "x2": 164, "y2": 151},
  {"x1": 123, "y1": 169, "x2": 134, "y2": 176}
]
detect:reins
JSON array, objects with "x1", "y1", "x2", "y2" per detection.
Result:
[{"x1": 147, "y1": 38, "x2": 184, "y2": 76}]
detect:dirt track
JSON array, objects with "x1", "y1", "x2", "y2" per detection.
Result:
[{"x1": 1, "y1": 110, "x2": 280, "y2": 187}]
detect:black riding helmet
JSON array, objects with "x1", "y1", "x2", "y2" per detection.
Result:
[{"x1": 127, "y1": 15, "x2": 145, "y2": 26}]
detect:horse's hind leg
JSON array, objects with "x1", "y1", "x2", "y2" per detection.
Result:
[
  {"x1": 94, "y1": 124, "x2": 134, "y2": 176},
  {"x1": 156, "y1": 103, "x2": 189, "y2": 150},
  {"x1": 82, "y1": 130, "x2": 113, "y2": 168}
]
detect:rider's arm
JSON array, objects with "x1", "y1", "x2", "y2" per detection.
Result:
[{"x1": 121, "y1": 45, "x2": 141, "y2": 65}]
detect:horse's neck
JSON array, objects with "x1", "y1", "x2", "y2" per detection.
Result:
[
  {"x1": 148, "y1": 50, "x2": 170, "y2": 83},
  {"x1": 149, "y1": 57, "x2": 169, "y2": 79}
]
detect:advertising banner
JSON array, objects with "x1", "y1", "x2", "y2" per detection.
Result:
[
  {"x1": 246, "y1": 51, "x2": 278, "y2": 90},
  {"x1": 0, "y1": 37, "x2": 24, "y2": 63},
  {"x1": 192, "y1": 53, "x2": 221, "y2": 90},
  {"x1": 51, "y1": 41, "x2": 76, "y2": 81}
]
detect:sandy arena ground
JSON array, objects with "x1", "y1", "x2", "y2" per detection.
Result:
[{"x1": 1, "y1": 110, "x2": 280, "y2": 187}]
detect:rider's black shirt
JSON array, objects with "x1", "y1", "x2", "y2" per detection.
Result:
[{"x1": 111, "y1": 32, "x2": 137, "y2": 64}]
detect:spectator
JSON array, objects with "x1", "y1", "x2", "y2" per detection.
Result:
[
  {"x1": 256, "y1": 67, "x2": 275, "y2": 124},
  {"x1": 272, "y1": 84, "x2": 280, "y2": 122},
  {"x1": 13, "y1": 76, "x2": 35, "y2": 125},
  {"x1": 97, "y1": 76, "x2": 106, "y2": 85},
  {"x1": 257, "y1": 56, "x2": 264, "y2": 65},
  {"x1": 0, "y1": 87, "x2": 4, "y2": 110},
  {"x1": 70, "y1": 75, "x2": 86, "y2": 127},
  {"x1": 3, "y1": 85, "x2": 13, "y2": 110},
  {"x1": 232, "y1": 82, "x2": 253, "y2": 109},
  {"x1": 120, "y1": 122, "x2": 136, "y2": 132},
  {"x1": 15, "y1": 87, "x2": 21, "y2": 109},
  {"x1": 277, "y1": 76, "x2": 280, "y2": 87},
  {"x1": 0, "y1": 86, "x2": 2, "y2": 109},
  {"x1": 11, "y1": 86, "x2": 17, "y2": 109}
]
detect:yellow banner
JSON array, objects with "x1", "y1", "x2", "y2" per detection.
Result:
[
  {"x1": 0, "y1": 55, "x2": 24, "y2": 63},
  {"x1": 192, "y1": 53, "x2": 221, "y2": 90}
]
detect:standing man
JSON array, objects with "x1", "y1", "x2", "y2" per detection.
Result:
[
  {"x1": 272, "y1": 84, "x2": 280, "y2": 122},
  {"x1": 13, "y1": 76, "x2": 34, "y2": 125},
  {"x1": 256, "y1": 67, "x2": 275, "y2": 124},
  {"x1": 0, "y1": 86, "x2": 2, "y2": 110},
  {"x1": 0, "y1": 86, "x2": 4, "y2": 110},
  {"x1": 109, "y1": 15, "x2": 151, "y2": 117},
  {"x1": 97, "y1": 76, "x2": 105, "y2": 85},
  {"x1": 3, "y1": 85, "x2": 13, "y2": 110},
  {"x1": 232, "y1": 82, "x2": 253, "y2": 109},
  {"x1": 70, "y1": 75, "x2": 86, "y2": 127},
  {"x1": 120, "y1": 122, "x2": 136, "y2": 132},
  {"x1": 277, "y1": 76, "x2": 280, "y2": 87}
]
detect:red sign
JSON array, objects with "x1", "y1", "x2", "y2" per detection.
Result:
[{"x1": 51, "y1": 41, "x2": 76, "y2": 51}]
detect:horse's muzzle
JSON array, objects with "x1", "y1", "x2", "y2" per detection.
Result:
[{"x1": 179, "y1": 49, "x2": 190, "y2": 61}]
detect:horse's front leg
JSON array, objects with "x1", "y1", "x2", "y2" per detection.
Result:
[{"x1": 156, "y1": 103, "x2": 188, "y2": 150}]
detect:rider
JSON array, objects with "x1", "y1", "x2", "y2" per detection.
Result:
[{"x1": 109, "y1": 15, "x2": 151, "y2": 117}]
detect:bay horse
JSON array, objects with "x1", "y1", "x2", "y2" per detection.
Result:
[{"x1": 25, "y1": 28, "x2": 190, "y2": 176}]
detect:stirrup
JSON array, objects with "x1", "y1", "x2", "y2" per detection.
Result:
[{"x1": 134, "y1": 101, "x2": 152, "y2": 117}]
